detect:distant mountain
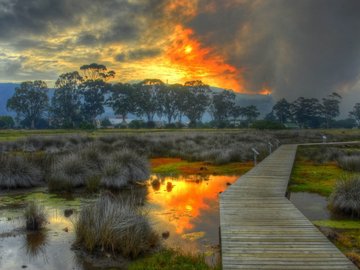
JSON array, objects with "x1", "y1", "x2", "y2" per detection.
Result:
[{"x1": 0, "y1": 83, "x2": 274, "y2": 119}]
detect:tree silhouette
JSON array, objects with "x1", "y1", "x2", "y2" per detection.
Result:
[
  {"x1": 108, "y1": 83, "x2": 135, "y2": 123},
  {"x1": 322, "y1": 92, "x2": 342, "y2": 128},
  {"x1": 349, "y1": 103, "x2": 360, "y2": 127},
  {"x1": 7, "y1": 81, "x2": 48, "y2": 129},
  {"x1": 51, "y1": 72, "x2": 83, "y2": 128},
  {"x1": 273, "y1": 98, "x2": 292, "y2": 124},
  {"x1": 209, "y1": 90, "x2": 236, "y2": 124},
  {"x1": 183, "y1": 80, "x2": 210, "y2": 126},
  {"x1": 133, "y1": 79, "x2": 164, "y2": 122}
]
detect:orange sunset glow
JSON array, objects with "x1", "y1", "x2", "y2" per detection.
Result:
[
  {"x1": 165, "y1": 25, "x2": 247, "y2": 92},
  {"x1": 0, "y1": 0, "x2": 269, "y2": 94},
  {"x1": 147, "y1": 175, "x2": 238, "y2": 234}
]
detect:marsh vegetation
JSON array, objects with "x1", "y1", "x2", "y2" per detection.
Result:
[
  {"x1": 0, "y1": 131, "x2": 276, "y2": 191},
  {"x1": 1, "y1": 130, "x2": 359, "y2": 269},
  {"x1": 290, "y1": 144, "x2": 360, "y2": 267},
  {"x1": 24, "y1": 201, "x2": 47, "y2": 231},
  {"x1": 74, "y1": 193, "x2": 159, "y2": 258}
]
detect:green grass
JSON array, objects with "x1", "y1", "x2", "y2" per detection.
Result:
[
  {"x1": 152, "y1": 161, "x2": 189, "y2": 174},
  {"x1": 129, "y1": 249, "x2": 220, "y2": 270},
  {"x1": 1, "y1": 128, "x2": 359, "y2": 142},
  {"x1": 289, "y1": 161, "x2": 344, "y2": 196},
  {"x1": 151, "y1": 158, "x2": 252, "y2": 176},
  {"x1": 314, "y1": 220, "x2": 360, "y2": 229},
  {"x1": 0, "y1": 128, "x2": 255, "y2": 142}
]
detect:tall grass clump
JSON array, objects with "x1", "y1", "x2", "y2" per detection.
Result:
[
  {"x1": 329, "y1": 175, "x2": 360, "y2": 217},
  {"x1": 337, "y1": 155, "x2": 360, "y2": 172},
  {"x1": 24, "y1": 202, "x2": 47, "y2": 230},
  {"x1": 74, "y1": 194, "x2": 158, "y2": 258},
  {"x1": 48, "y1": 153, "x2": 90, "y2": 191},
  {"x1": 101, "y1": 150, "x2": 150, "y2": 189},
  {"x1": 0, "y1": 154, "x2": 42, "y2": 189}
]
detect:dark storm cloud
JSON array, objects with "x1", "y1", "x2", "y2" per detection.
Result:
[
  {"x1": 0, "y1": 0, "x2": 170, "y2": 46},
  {"x1": 190, "y1": 0, "x2": 360, "y2": 100},
  {"x1": 0, "y1": 0, "x2": 84, "y2": 39},
  {"x1": 115, "y1": 48, "x2": 162, "y2": 62}
]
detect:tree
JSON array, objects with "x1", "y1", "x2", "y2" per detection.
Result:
[
  {"x1": 229, "y1": 104, "x2": 243, "y2": 126},
  {"x1": 80, "y1": 63, "x2": 115, "y2": 81},
  {"x1": 158, "y1": 84, "x2": 182, "y2": 124},
  {"x1": 174, "y1": 85, "x2": 189, "y2": 123},
  {"x1": 183, "y1": 80, "x2": 210, "y2": 125},
  {"x1": 209, "y1": 90, "x2": 236, "y2": 123},
  {"x1": 273, "y1": 98, "x2": 292, "y2": 124},
  {"x1": 291, "y1": 97, "x2": 322, "y2": 128},
  {"x1": 80, "y1": 80, "x2": 109, "y2": 124},
  {"x1": 79, "y1": 64, "x2": 115, "y2": 125},
  {"x1": 51, "y1": 72, "x2": 83, "y2": 128},
  {"x1": 321, "y1": 92, "x2": 342, "y2": 128},
  {"x1": 133, "y1": 79, "x2": 164, "y2": 122},
  {"x1": 242, "y1": 105, "x2": 260, "y2": 124},
  {"x1": 7, "y1": 81, "x2": 48, "y2": 129},
  {"x1": 349, "y1": 103, "x2": 360, "y2": 127},
  {"x1": 108, "y1": 83, "x2": 135, "y2": 122},
  {"x1": 0, "y1": 116, "x2": 15, "y2": 129}
]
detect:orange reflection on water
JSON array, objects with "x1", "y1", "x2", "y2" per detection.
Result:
[{"x1": 148, "y1": 175, "x2": 238, "y2": 234}]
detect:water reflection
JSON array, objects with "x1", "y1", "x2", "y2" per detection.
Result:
[
  {"x1": 147, "y1": 175, "x2": 238, "y2": 242},
  {"x1": 23, "y1": 230, "x2": 48, "y2": 259},
  {"x1": 289, "y1": 192, "x2": 330, "y2": 220},
  {"x1": 0, "y1": 174, "x2": 239, "y2": 269}
]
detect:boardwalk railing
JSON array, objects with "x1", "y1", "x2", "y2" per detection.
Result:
[{"x1": 220, "y1": 144, "x2": 357, "y2": 270}]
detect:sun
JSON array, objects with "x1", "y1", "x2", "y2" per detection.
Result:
[{"x1": 184, "y1": 45, "x2": 193, "y2": 54}]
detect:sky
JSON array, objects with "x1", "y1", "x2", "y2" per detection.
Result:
[{"x1": 0, "y1": 0, "x2": 360, "y2": 112}]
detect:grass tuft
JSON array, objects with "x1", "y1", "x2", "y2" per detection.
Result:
[
  {"x1": 337, "y1": 155, "x2": 360, "y2": 172},
  {"x1": 329, "y1": 175, "x2": 360, "y2": 217},
  {"x1": 74, "y1": 193, "x2": 159, "y2": 258},
  {"x1": 0, "y1": 154, "x2": 42, "y2": 189},
  {"x1": 24, "y1": 201, "x2": 47, "y2": 230}
]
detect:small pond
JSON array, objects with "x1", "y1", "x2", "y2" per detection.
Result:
[{"x1": 0, "y1": 174, "x2": 238, "y2": 269}]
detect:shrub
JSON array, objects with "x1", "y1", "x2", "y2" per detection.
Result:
[
  {"x1": 74, "y1": 194, "x2": 158, "y2": 258},
  {"x1": 101, "y1": 159, "x2": 128, "y2": 189},
  {"x1": 49, "y1": 153, "x2": 90, "y2": 191},
  {"x1": 329, "y1": 175, "x2": 360, "y2": 217},
  {"x1": 0, "y1": 115, "x2": 15, "y2": 129},
  {"x1": 101, "y1": 118, "x2": 112, "y2": 128},
  {"x1": 79, "y1": 145, "x2": 104, "y2": 171},
  {"x1": 26, "y1": 151, "x2": 55, "y2": 176},
  {"x1": 297, "y1": 146, "x2": 344, "y2": 163},
  {"x1": 337, "y1": 155, "x2": 360, "y2": 172},
  {"x1": 24, "y1": 202, "x2": 47, "y2": 230},
  {"x1": 0, "y1": 154, "x2": 42, "y2": 189},
  {"x1": 102, "y1": 149, "x2": 150, "y2": 188},
  {"x1": 129, "y1": 120, "x2": 146, "y2": 129}
]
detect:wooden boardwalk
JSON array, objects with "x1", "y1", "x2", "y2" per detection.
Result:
[{"x1": 220, "y1": 144, "x2": 357, "y2": 270}]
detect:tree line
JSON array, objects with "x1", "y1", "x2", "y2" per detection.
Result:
[
  {"x1": 268, "y1": 94, "x2": 359, "y2": 128},
  {"x1": 2, "y1": 63, "x2": 360, "y2": 129},
  {"x1": 4, "y1": 63, "x2": 261, "y2": 129}
]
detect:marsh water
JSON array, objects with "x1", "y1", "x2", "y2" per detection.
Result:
[
  {"x1": 289, "y1": 192, "x2": 330, "y2": 220},
  {"x1": 0, "y1": 174, "x2": 238, "y2": 270}
]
